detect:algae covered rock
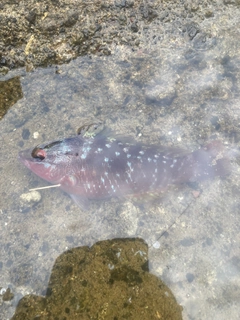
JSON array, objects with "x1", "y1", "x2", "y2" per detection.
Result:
[{"x1": 12, "y1": 238, "x2": 182, "y2": 320}]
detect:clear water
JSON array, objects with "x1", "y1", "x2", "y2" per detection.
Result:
[{"x1": 1, "y1": 10, "x2": 240, "y2": 320}]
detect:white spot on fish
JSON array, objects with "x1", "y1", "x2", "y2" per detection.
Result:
[
  {"x1": 87, "y1": 183, "x2": 90, "y2": 189},
  {"x1": 155, "y1": 168, "x2": 158, "y2": 173},
  {"x1": 98, "y1": 148, "x2": 103, "y2": 152},
  {"x1": 114, "y1": 179, "x2": 120, "y2": 188},
  {"x1": 148, "y1": 157, "x2": 152, "y2": 162},
  {"x1": 107, "y1": 137, "x2": 116, "y2": 142},
  {"x1": 104, "y1": 172, "x2": 108, "y2": 176},
  {"x1": 81, "y1": 143, "x2": 91, "y2": 159},
  {"x1": 104, "y1": 157, "x2": 109, "y2": 162},
  {"x1": 123, "y1": 147, "x2": 128, "y2": 153},
  {"x1": 101, "y1": 177, "x2": 105, "y2": 183},
  {"x1": 105, "y1": 144, "x2": 111, "y2": 148},
  {"x1": 115, "y1": 152, "x2": 120, "y2": 156},
  {"x1": 173, "y1": 159, "x2": 177, "y2": 163},
  {"x1": 127, "y1": 154, "x2": 131, "y2": 158},
  {"x1": 178, "y1": 163, "x2": 183, "y2": 170},
  {"x1": 127, "y1": 162, "x2": 131, "y2": 168},
  {"x1": 154, "y1": 154, "x2": 159, "y2": 158},
  {"x1": 163, "y1": 161, "x2": 166, "y2": 164},
  {"x1": 127, "y1": 172, "x2": 133, "y2": 181},
  {"x1": 137, "y1": 156, "x2": 141, "y2": 159},
  {"x1": 139, "y1": 151, "x2": 144, "y2": 155},
  {"x1": 116, "y1": 173, "x2": 120, "y2": 177},
  {"x1": 153, "y1": 159, "x2": 157, "y2": 163}
]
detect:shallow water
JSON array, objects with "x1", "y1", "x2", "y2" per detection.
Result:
[{"x1": 1, "y1": 10, "x2": 240, "y2": 320}]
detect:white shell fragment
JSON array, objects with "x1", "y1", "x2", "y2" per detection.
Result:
[
  {"x1": 153, "y1": 241, "x2": 160, "y2": 249},
  {"x1": 33, "y1": 132, "x2": 39, "y2": 139}
]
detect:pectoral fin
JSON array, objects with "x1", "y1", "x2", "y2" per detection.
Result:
[{"x1": 70, "y1": 194, "x2": 90, "y2": 210}]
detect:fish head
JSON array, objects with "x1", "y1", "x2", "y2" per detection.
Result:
[{"x1": 18, "y1": 136, "x2": 84, "y2": 184}]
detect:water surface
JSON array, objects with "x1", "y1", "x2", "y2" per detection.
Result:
[{"x1": 1, "y1": 10, "x2": 240, "y2": 320}]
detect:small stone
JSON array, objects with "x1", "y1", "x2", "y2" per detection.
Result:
[
  {"x1": 20, "y1": 191, "x2": 41, "y2": 204},
  {"x1": 2, "y1": 288, "x2": 14, "y2": 301},
  {"x1": 0, "y1": 288, "x2": 6, "y2": 295},
  {"x1": 153, "y1": 241, "x2": 160, "y2": 249},
  {"x1": 131, "y1": 23, "x2": 139, "y2": 33},
  {"x1": 33, "y1": 132, "x2": 39, "y2": 139}
]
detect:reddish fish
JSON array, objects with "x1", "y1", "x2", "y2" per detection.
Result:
[{"x1": 18, "y1": 126, "x2": 230, "y2": 209}]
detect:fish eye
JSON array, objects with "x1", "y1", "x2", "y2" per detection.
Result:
[{"x1": 31, "y1": 147, "x2": 46, "y2": 160}]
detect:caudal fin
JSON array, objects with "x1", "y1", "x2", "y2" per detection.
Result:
[{"x1": 192, "y1": 141, "x2": 231, "y2": 181}]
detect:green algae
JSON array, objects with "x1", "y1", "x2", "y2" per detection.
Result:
[
  {"x1": 11, "y1": 238, "x2": 182, "y2": 320},
  {"x1": 0, "y1": 77, "x2": 23, "y2": 119},
  {"x1": 1, "y1": 288, "x2": 14, "y2": 301}
]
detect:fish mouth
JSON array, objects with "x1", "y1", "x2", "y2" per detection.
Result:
[{"x1": 18, "y1": 149, "x2": 35, "y2": 169}]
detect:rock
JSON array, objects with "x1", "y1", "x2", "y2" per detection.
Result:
[
  {"x1": 20, "y1": 191, "x2": 41, "y2": 205},
  {"x1": 11, "y1": 238, "x2": 183, "y2": 320}
]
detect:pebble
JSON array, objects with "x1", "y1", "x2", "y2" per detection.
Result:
[
  {"x1": 20, "y1": 191, "x2": 41, "y2": 204},
  {"x1": 0, "y1": 288, "x2": 6, "y2": 295},
  {"x1": 33, "y1": 132, "x2": 39, "y2": 139},
  {"x1": 153, "y1": 241, "x2": 160, "y2": 249}
]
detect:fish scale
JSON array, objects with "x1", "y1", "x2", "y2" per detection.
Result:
[{"x1": 18, "y1": 127, "x2": 230, "y2": 209}]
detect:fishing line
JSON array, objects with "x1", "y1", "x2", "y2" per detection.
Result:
[{"x1": 29, "y1": 184, "x2": 61, "y2": 191}]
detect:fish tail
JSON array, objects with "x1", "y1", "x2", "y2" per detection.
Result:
[
  {"x1": 212, "y1": 157, "x2": 231, "y2": 177},
  {"x1": 192, "y1": 140, "x2": 231, "y2": 180}
]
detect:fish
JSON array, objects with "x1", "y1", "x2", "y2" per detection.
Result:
[{"x1": 18, "y1": 124, "x2": 230, "y2": 209}]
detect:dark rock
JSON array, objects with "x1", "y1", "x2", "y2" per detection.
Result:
[
  {"x1": 63, "y1": 12, "x2": 79, "y2": 28},
  {"x1": 2, "y1": 288, "x2": 14, "y2": 301},
  {"x1": 21, "y1": 128, "x2": 30, "y2": 140},
  {"x1": 25, "y1": 9, "x2": 37, "y2": 25},
  {"x1": 131, "y1": 22, "x2": 139, "y2": 32},
  {"x1": 186, "y1": 273, "x2": 195, "y2": 283}
]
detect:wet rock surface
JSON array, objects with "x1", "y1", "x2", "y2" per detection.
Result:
[
  {"x1": 0, "y1": 0, "x2": 235, "y2": 72},
  {"x1": 0, "y1": 76, "x2": 22, "y2": 119},
  {"x1": 11, "y1": 238, "x2": 183, "y2": 320}
]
